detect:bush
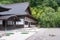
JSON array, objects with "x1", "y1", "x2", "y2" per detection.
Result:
[{"x1": 31, "y1": 7, "x2": 60, "y2": 28}]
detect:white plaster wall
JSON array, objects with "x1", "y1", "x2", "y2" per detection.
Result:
[
  {"x1": 25, "y1": 17, "x2": 36, "y2": 23},
  {"x1": 8, "y1": 19, "x2": 24, "y2": 25},
  {"x1": 16, "y1": 19, "x2": 24, "y2": 25},
  {"x1": 30, "y1": 25, "x2": 36, "y2": 27},
  {"x1": 0, "y1": 20, "x2": 2, "y2": 24},
  {"x1": 25, "y1": 17, "x2": 37, "y2": 27},
  {"x1": 24, "y1": 25, "x2": 29, "y2": 28}
]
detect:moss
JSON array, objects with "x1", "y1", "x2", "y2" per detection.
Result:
[
  {"x1": 6, "y1": 33, "x2": 14, "y2": 36},
  {"x1": 21, "y1": 32, "x2": 28, "y2": 34}
]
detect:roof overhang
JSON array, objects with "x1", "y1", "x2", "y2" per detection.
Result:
[{"x1": 0, "y1": 6, "x2": 10, "y2": 12}]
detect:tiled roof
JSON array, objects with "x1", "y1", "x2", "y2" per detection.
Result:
[
  {"x1": 0, "y1": 2, "x2": 29, "y2": 15},
  {"x1": 0, "y1": 2, "x2": 29, "y2": 20}
]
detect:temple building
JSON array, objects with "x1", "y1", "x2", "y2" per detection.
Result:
[{"x1": 0, "y1": 2, "x2": 37, "y2": 30}]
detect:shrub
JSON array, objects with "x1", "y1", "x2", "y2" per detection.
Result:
[{"x1": 31, "y1": 7, "x2": 60, "y2": 28}]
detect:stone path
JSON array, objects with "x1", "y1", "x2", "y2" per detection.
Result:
[{"x1": 26, "y1": 28, "x2": 60, "y2": 40}]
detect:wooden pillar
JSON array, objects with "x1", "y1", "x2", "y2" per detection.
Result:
[
  {"x1": 13, "y1": 17, "x2": 17, "y2": 29},
  {"x1": 29, "y1": 22, "x2": 30, "y2": 27},
  {"x1": 2, "y1": 20, "x2": 7, "y2": 30},
  {"x1": 30, "y1": 22, "x2": 31, "y2": 27},
  {"x1": 14, "y1": 20, "x2": 16, "y2": 29}
]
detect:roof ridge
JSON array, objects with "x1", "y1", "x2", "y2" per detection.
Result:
[{"x1": 2, "y1": 2, "x2": 29, "y2": 5}]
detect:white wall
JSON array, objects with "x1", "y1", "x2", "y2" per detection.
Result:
[
  {"x1": 16, "y1": 19, "x2": 24, "y2": 25},
  {"x1": 30, "y1": 25, "x2": 36, "y2": 27},
  {"x1": 24, "y1": 17, "x2": 37, "y2": 27},
  {"x1": 25, "y1": 17, "x2": 36, "y2": 23},
  {"x1": 8, "y1": 19, "x2": 24, "y2": 25},
  {"x1": 24, "y1": 25, "x2": 29, "y2": 28},
  {"x1": 0, "y1": 20, "x2": 2, "y2": 24}
]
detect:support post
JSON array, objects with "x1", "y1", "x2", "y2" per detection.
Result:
[
  {"x1": 29, "y1": 22, "x2": 30, "y2": 27},
  {"x1": 14, "y1": 20, "x2": 16, "y2": 29},
  {"x1": 2, "y1": 20, "x2": 7, "y2": 30}
]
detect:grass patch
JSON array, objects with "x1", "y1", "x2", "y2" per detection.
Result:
[
  {"x1": 6, "y1": 33, "x2": 14, "y2": 36},
  {"x1": 21, "y1": 32, "x2": 29, "y2": 34}
]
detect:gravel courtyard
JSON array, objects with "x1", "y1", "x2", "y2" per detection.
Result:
[{"x1": 26, "y1": 28, "x2": 60, "y2": 40}]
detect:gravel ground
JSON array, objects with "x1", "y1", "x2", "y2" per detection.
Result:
[
  {"x1": 0, "y1": 28, "x2": 40, "y2": 40},
  {"x1": 0, "y1": 31, "x2": 5, "y2": 38},
  {"x1": 26, "y1": 28, "x2": 60, "y2": 40}
]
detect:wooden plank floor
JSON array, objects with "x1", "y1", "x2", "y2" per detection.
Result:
[{"x1": 26, "y1": 28, "x2": 60, "y2": 40}]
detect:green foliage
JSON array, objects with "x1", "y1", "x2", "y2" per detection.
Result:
[
  {"x1": 43, "y1": 0, "x2": 58, "y2": 11},
  {"x1": 55, "y1": 0, "x2": 60, "y2": 6},
  {"x1": 0, "y1": 0, "x2": 15, "y2": 4},
  {"x1": 40, "y1": 7, "x2": 56, "y2": 27},
  {"x1": 30, "y1": 0, "x2": 43, "y2": 7},
  {"x1": 31, "y1": 6, "x2": 60, "y2": 28}
]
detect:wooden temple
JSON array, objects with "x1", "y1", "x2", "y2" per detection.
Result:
[{"x1": 0, "y1": 2, "x2": 37, "y2": 30}]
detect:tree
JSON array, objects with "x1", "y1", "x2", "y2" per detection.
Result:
[
  {"x1": 55, "y1": 0, "x2": 60, "y2": 6},
  {"x1": 42, "y1": 0, "x2": 58, "y2": 11}
]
